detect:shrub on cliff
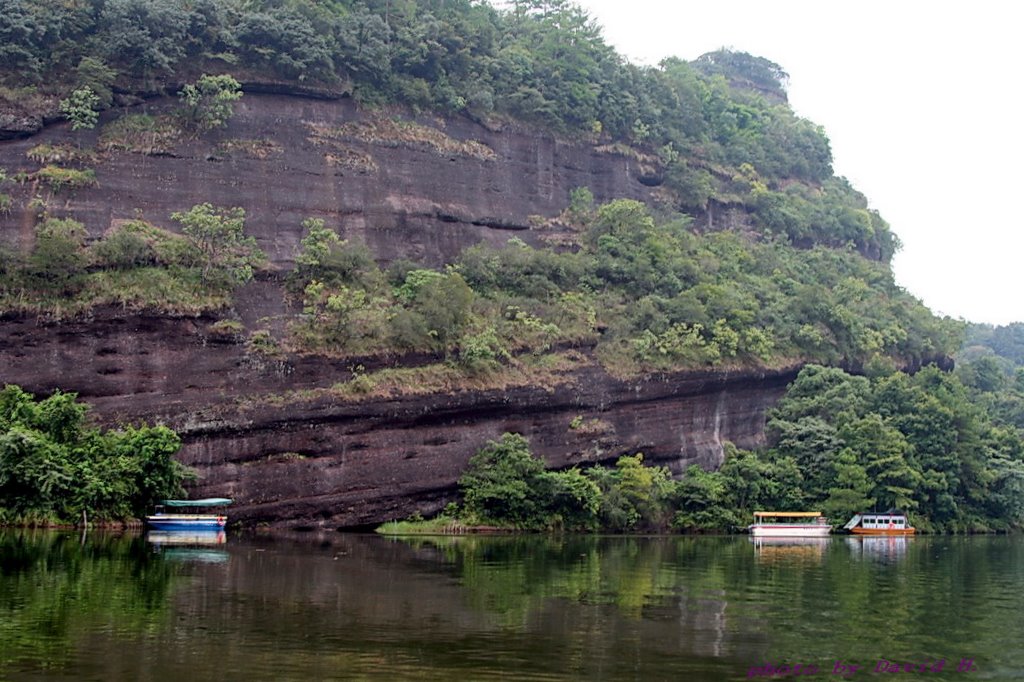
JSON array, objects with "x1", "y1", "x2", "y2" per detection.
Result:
[
  {"x1": 0, "y1": 216, "x2": 237, "y2": 315},
  {"x1": 176, "y1": 74, "x2": 242, "y2": 132},
  {"x1": 25, "y1": 217, "x2": 89, "y2": 294},
  {"x1": 59, "y1": 86, "x2": 100, "y2": 131},
  {"x1": 34, "y1": 166, "x2": 98, "y2": 193},
  {"x1": 296, "y1": 280, "x2": 389, "y2": 352},
  {"x1": 171, "y1": 203, "x2": 265, "y2": 287},
  {"x1": 290, "y1": 218, "x2": 380, "y2": 291},
  {"x1": 91, "y1": 226, "x2": 156, "y2": 269}
]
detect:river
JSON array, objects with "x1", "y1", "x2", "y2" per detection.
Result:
[{"x1": 1, "y1": 531, "x2": 1022, "y2": 680}]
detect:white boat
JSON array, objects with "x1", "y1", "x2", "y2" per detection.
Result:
[
  {"x1": 843, "y1": 511, "x2": 915, "y2": 535},
  {"x1": 748, "y1": 511, "x2": 830, "y2": 537},
  {"x1": 145, "y1": 498, "x2": 232, "y2": 531}
]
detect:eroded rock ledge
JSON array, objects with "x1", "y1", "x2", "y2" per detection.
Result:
[{"x1": 0, "y1": 308, "x2": 794, "y2": 528}]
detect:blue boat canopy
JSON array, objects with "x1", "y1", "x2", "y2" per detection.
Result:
[{"x1": 160, "y1": 498, "x2": 233, "y2": 507}]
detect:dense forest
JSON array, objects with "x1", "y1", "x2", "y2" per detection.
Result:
[
  {"x1": 0, "y1": 385, "x2": 188, "y2": 525},
  {"x1": 2, "y1": 0, "x2": 1022, "y2": 532},
  {"x1": 955, "y1": 323, "x2": 1024, "y2": 433}
]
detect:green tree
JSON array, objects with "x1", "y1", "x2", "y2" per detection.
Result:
[
  {"x1": 292, "y1": 218, "x2": 379, "y2": 289},
  {"x1": 299, "y1": 280, "x2": 386, "y2": 350},
  {"x1": 91, "y1": 225, "x2": 155, "y2": 269},
  {"x1": 769, "y1": 415, "x2": 842, "y2": 493},
  {"x1": 171, "y1": 203, "x2": 264, "y2": 287},
  {"x1": 177, "y1": 74, "x2": 242, "y2": 131},
  {"x1": 75, "y1": 56, "x2": 118, "y2": 107},
  {"x1": 821, "y1": 449, "x2": 875, "y2": 521},
  {"x1": 0, "y1": 385, "x2": 188, "y2": 523},
  {"x1": 460, "y1": 433, "x2": 546, "y2": 527},
  {"x1": 233, "y1": 6, "x2": 334, "y2": 80},
  {"x1": 840, "y1": 414, "x2": 920, "y2": 512},
  {"x1": 566, "y1": 186, "x2": 594, "y2": 224},
  {"x1": 539, "y1": 468, "x2": 602, "y2": 530},
  {"x1": 118, "y1": 424, "x2": 186, "y2": 516},
  {"x1": 672, "y1": 465, "x2": 733, "y2": 532},
  {"x1": 614, "y1": 453, "x2": 674, "y2": 529},
  {"x1": 411, "y1": 271, "x2": 475, "y2": 353}
]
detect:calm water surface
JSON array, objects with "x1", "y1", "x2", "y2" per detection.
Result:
[{"x1": 1, "y1": 531, "x2": 1022, "y2": 681}]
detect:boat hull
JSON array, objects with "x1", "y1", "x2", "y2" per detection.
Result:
[
  {"x1": 849, "y1": 527, "x2": 915, "y2": 536},
  {"x1": 749, "y1": 524, "x2": 831, "y2": 537},
  {"x1": 145, "y1": 514, "x2": 227, "y2": 531}
]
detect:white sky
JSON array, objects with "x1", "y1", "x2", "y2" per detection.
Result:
[{"x1": 572, "y1": 0, "x2": 1024, "y2": 325}]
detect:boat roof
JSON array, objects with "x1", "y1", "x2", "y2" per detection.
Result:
[
  {"x1": 160, "y1": 498, "x2": 233, "y2": 507},
  {"x1": 753, "y1": 511, "x2": 823, "y2": 517}
]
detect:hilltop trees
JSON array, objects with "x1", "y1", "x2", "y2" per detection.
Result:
[{"x1": 1, "y1": 1, "x2": 903, "y2": 255}]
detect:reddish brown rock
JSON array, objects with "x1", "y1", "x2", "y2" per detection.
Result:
[
  {"x1": 0, "y1": 92, "x2": 677, "y2": 264},
  {"x1": 0, "y1": 306, "x2": 794, "y2": 528},
  {"x1": 0, "y1": 92, "x2": 788, "y2": 528}
]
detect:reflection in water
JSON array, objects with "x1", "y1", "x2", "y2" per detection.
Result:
[
  {"x1": 1, "y1": 531, "x2": 1022, "y2": 680},
  {"x1": 750, "y1": 536, "x2": 829, "y2": 563},
  {"x1": 147, "y1": 530, "x2": 230, "y2": 563},
  {"x1": 147, "y1": 530, "x2": 227, "y2": 546},
  {"x1": 845, "y1": 535, "x2": 910, "y2": 562},
  {"x1": 0, "y1": 531, "x2": 176, "y2": 676}
]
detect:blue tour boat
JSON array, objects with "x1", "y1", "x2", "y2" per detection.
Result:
[{"x1": 145, "y1": 498, "x2": 232, "y2": 531}]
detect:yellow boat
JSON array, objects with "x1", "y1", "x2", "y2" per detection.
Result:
[{"x1": 748, "y1": 511, "x2": 831, "y2": 537}]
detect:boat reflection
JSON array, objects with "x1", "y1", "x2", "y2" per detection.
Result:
[
  {"x1": 845, "y1": 535, "x2": 910, "y2": 562},
  {"x1": 147, "y1": 530, "x2": 227, "y2": 546},
  {"x1": 750, "y1": 536, "x2": 828, "y2": 562},
  {"x1": 147, "y1": 530, "x2": 229, "y2": 563}
]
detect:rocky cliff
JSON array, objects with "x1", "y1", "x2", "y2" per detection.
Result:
[{"x1": 0, "y1": 91, "x2": 784, "y2": 528}]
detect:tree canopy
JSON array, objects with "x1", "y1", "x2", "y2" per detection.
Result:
[{"x1": 0, "y1": 384, "x2": 189, "y2": 524}]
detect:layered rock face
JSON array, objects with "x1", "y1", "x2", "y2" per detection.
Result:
[
  {"x1": 0, "y1": 92, "x2": 676, "y2": 263},
  {"x1": 0, "y1": 92, "x2": 783, "y2": 528}
]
